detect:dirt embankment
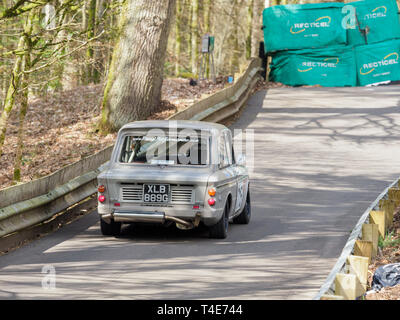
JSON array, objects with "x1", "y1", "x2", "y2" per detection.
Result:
[{"x1": 366, "y1": 210, "x2": 400, "y2": 300}]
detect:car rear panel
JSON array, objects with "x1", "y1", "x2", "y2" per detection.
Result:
[{"x1": 99, "y1": 166, "x2": 210, "y2": 219}]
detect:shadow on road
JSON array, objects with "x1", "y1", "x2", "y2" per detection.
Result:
[{"x1": 1, "y1": 86, "x2": 400, "y2": 299}]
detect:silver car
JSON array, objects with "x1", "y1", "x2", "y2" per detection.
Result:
[{"x1": 97, "y1": 120, "x2": 251, "y2": 239}]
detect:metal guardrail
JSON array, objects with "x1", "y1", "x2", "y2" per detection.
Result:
[
  {"x1": 0, "y1": 57, "x2": 262, "y2": 240},
  {"x1": 314, "y1": 176, "x2": 400, "y2": 300}
]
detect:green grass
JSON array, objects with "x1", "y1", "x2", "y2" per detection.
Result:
[{"x1": 378, "y1": 230, "x2": 400, "y2": 249}]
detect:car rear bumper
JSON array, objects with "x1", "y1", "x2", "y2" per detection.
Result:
[
  {"x1": 113, "y1": 211, "x2": 165, "y2": 223},
  {"x1": 98, "y1": 205, "x2": 223, "y2": 226}
]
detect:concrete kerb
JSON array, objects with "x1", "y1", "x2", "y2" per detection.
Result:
[
  {"x1": 314, "y1": 176, "x2": 400, "y2": 300},
  {"x1": 0, "y1": 57, "x2": 262, "y2": 239}
]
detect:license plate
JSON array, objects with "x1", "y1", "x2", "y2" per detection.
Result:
[{"x1": 143, "y1": 184, "x2": 170, "y2": 203}]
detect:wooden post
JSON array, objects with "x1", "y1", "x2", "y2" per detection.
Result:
[
  {"x1": 388, "y1": 188, "x2": 400, "y2": 201},
  {"x1": 370, "y1": 210, "x2": 386, "y2": 238},
  {"x1": 347, "y1": 255, "x2": 369, "y2": 291},
  {"x1": 354, "y1": 240, "x2": 373, "y2": 263},
  {"x1": 379, "y1": 199, "x2": 395, "y2": 228},
  {"x1": 362, "y1": 223, "x2": 379, "y2": 257},
  {"x1": 335, "y1": 273, "x2": 364, "y2": 300}
]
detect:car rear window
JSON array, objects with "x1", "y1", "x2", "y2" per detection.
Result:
[{"x1": 119, "y1": 130, "x2": 209, "y2": 166}]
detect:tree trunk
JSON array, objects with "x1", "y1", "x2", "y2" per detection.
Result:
[
  {"x1": 175, "y1": 0, "x2": 182, "y2": 76},
  {"x1": 96, "y1": 0, "x2": 105, "y2": 33},
  {"x1": 85, "y1": 0, "x2": 98, "y2": 83},
  {"x1": 1, "y1": 34, "x2": 8, "y2": 104},
  {"x1": 0, "y1": 10, "x2": 34, "y2": 157},
  {"x1": 231, "y1": 0, "x2": 240, "y2": 74},
  {"x1": 13, "y1": 50, "x2": 30, "y2": 183},
  {"x1": 204, "y1": 0, "x2": 211, "y2": 33},
  {"x1": 82, "y1": 0, "x2": 88, "y2": 31},
  {"x1": 187, "y1": 0, "x2": 192, "y2": 63},
  {"x1": 251, "y1": 0, "x2": 264, "y2": 57},
  {"x1": 246, "y1": 0, "x2": 254, "y2": 59},
  {"x1": 191, "y1": 0, "x2": 199, "y2": 76},
  {"x1": 203, "y1": 0, "x2": 212, "y2": 78},
  {"x1": 99, "y1": 0, "x2": 176, "y2": 133},
  {"x1": 94, "y1": 0, "x2": 106, "y2": 81}
]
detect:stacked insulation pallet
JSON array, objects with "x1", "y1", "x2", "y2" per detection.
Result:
[{"x1": 263, "y1": 0, "x2": 400, "y2": 86}]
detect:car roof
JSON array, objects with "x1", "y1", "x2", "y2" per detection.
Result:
[{"x1": 119, "y1": 120, "x2": 228, "y2": 132}]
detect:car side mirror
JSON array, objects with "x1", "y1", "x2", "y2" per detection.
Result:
[{"x1": 236, "y1": 154, "x2": 246, "y2": 166}]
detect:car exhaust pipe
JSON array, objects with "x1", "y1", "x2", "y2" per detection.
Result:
[
  {"x1": 113, "y1": 211, "x2": 165, "y2": 223},
  {"x1": 101, "y1": 214, "x2": 113, "y2": 224},
  {"x1": 165, "y1": 215, "x2": 194, "y2": 229}
]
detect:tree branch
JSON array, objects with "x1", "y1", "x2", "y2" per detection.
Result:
[{"x1": 24, "y1": 29, "x2": 105, "y2": 74}]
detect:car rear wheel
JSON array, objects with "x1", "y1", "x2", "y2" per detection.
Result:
[
  {"x1": 209, "y1": 201, "x2": 229, "y2": 239},
  {"x1": 100, "y1": 218, "x2": 121, "y2": 236},
  {"x1": 233, "y1": 189, "x2": 251, "y2": 224}
]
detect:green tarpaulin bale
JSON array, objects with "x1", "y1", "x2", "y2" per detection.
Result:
[
  {"x1": 263, "y1": 3, "x2": 347, "y2": 53},
  {"x1": 347, "y1": 0, "x2": 400, "y2": 46},
  {"x1": 355, "y1": 40, "x2": 400, "y2": 86},
  {"x1": 269, "y1": 46, "x2": 357, "y2": 87}
]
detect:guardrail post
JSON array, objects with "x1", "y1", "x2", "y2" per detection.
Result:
[
  {"x1": 369, "y1": 210, "x2": 386, "y2": 238},
  {"x1": 379, "y1": 199, "x2": 396, "y2": 228},
  {"x1": 314, "y1": 178, "x2": 400, "y2": 300},
  {"x1": 335, "y1": 273, "x2": 364, "y2": 300},
  {"x1": 354, "y1": 240, "x2": 373, "y2": 263},
  {"x1": 388, "y1": 187, "x2": 400, "y2": 201},
  {"x1": 258, "y1": 41, "x2": 267, "y2": 80},
  {"x1": 346, "y1": 255, "x2": 369, "y2": 292},
  {"x1": 362, "y1": 223, "x2": 379, "y2": 257}
]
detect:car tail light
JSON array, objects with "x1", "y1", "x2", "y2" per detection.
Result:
[
  {"x1": 98, "y1": 195, "x2": 106, "y2": 203},
  {"x1": 208, "y1": 187, "x2": 216, "y2": 197},
  {"x1": 208, "y1": 198, "x2": 216, "y2": 206},
  {"x1": 98, "y1": 185, "x2": 106, "y2": 193}
]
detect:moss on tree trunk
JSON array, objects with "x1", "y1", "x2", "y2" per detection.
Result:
[
  {"x1": 13, "y1": 50, "x2": 30, "y2": 183},
  {"x1": 99, "y1": 0, "x2": 176, "y2": 133},
  {"x1": 0, "y1": 9, "x2": 34, "y2": 157}
]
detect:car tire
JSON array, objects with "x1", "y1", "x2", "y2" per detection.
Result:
[
  {"x1": 100, "y1": 218, "x2": 121, "y2": 236},
  {"x1": 209, "y1": 201, "x2": 229, "y2": 239},
  {"x1": 233, "y1": 189, "x2": 251, "y2": 224}
]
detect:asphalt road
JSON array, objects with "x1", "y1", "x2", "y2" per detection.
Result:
[{"x1": 1, "y1": 86, "x2": 400, "y2": 299}]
